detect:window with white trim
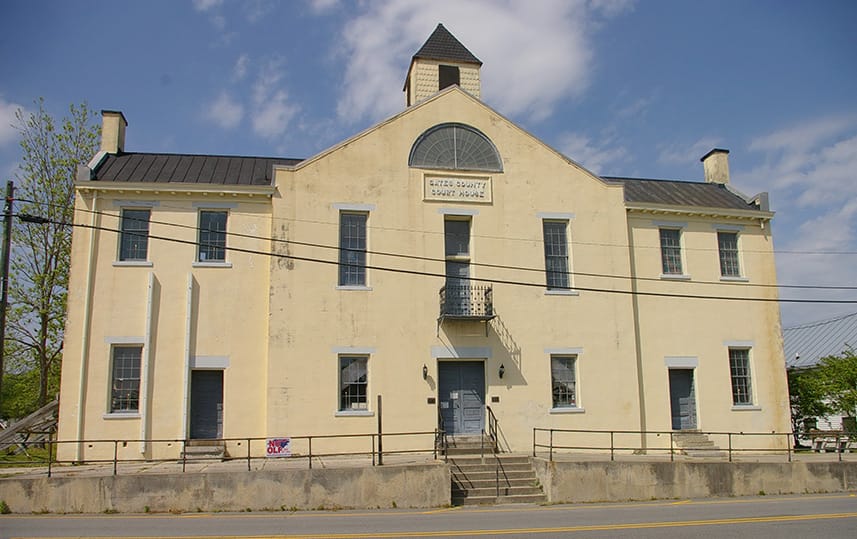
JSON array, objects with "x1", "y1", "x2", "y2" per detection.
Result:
[
  {"x1": 543, "y1": 220, "x2": 570, "y2": 290},
  {"x1": 659, "y1": 228, "x2": 683, "y2": 275},
  {"x1": 118, "y1": 209, "x2": 151, "y2": 261},
  {"x1": 339, "y1": 356, "x2": 368, "y2": 411},
  {"x1": 717, "y1": 231, "x2": 741, "y2": 277},
  {"x1": 110, "y1": 346, "x2": 142, "y2": 413},
  {"x1": 339, "y1": 212, "x2": 368, "y2": 286},
  {"x1": 729, "y1": 348, "x2": 753, "y2": 406},
  {"x1": 551, "y1": 355, "x2": 577, "y2": 408},
  {"x1": 198, "y1": 210, "x2": 227, "y2": 262}
]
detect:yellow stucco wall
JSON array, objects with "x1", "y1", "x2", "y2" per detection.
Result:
[{"x1": 58, "y1": 87, "x2": 789, "y2": 461}]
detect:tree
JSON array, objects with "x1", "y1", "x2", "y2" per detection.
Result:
[
  {"x1": 787, "y1": 367, "x2": 831, "y2": 446},
  {"x1": 2, "y1": 99, "x2": 98, "y2": 416},
  {"x1": 816, "y1": 349, "x2": 857, "y2": 420}
]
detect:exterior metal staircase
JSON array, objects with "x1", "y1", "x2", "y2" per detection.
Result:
[
  {"x1": 444, "y1": 435, "x2": 546, "y2": 505},
  {"x1": 672, "y1": 431, "x2": 725, "y2": 457},
  {"x1": 0, "y1": 399, "x2": 59, "y2": 454}
]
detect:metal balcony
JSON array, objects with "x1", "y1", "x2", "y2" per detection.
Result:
[{"x1": 439, "y1": 284, "x2": 495, "y2": 320}]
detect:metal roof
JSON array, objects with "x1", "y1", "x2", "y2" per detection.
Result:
[
  {"x1": 604, "y1": 177, "x2": 761, "y2": 211},
  {"x1": 783, "y1": 311, "x2": 857, "y2": 368},
  {"x1": 91, "y1": 153, "x2": 303, "y2": 186},
  {"x1": 413, "y1": 23, "x2": 482, "y2": 66}
]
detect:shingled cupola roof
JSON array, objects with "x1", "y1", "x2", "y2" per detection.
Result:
[{"x1": 413, "y1": 23, "x2": 482, "y2": 65}]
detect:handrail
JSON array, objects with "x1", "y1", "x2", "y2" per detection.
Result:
[
  {"x1": 436, "y1": 407, "x2": 448, "y2": 462},
  {"x1": 532, "y1": 427, "x2": 838, "y2": 463},
  {"x1": 486, "y1": 406, "x2": 499, "y2": 453},
  {"x1": 1, "y1": 430, "x2": 442, "y2": 478}
]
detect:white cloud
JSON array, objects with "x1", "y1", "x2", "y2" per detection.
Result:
[
  {"x1": 233, "y1": 54, "x2": 250, "y2": 81},
  {"x1": 192, "y1": 0, "x2": 223, "y2": 12},
  {"x1": 309, "y1": 0, "x2": 340, "y2": 14},
  {"x1": 204, "y1": 92, "x2": 244, "y2": 129},
  {"x1": 0, "y1": 96, "x2": 26, "y2": 147},
  {"x1": 335, "y1": 0, "x2": 634, "y2": 125},
  {"x1": 558, "y1": 132, "x2": 627, "y2": 174},
  {"x1": 736, "y1": 114, "x2": 857, "y2": 326},
  {"x1": 250, "y1": 59, "x2": 300, "y2": 138},
  {"x1": 657, "y1": 137, "x2": 722, "y2": 166}
]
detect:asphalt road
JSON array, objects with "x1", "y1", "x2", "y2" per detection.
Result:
[{"x1": 1, "y1": 493, "x2": 856, "y2": 538}]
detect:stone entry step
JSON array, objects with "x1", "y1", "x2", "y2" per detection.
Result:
[
  {"x1": 181, "y1": 440, "x2": 227, "y2": 460},
  {"x1": 673, "y1": 432, "x2": 726, "y2": 458}
]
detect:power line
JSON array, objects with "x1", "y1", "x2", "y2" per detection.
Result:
[
  {"x1": 20, "y1": 196, "x2": 857, "y2": 257},
  {"x1": 17, "y1": 212, "x2": 857, "y2": 305},
  {"x1": 16, "y1": 198, "x2": 857, "y2": 292}
]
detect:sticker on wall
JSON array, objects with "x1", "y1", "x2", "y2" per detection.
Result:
[{"x1": 266, "y1": 437, "x2": 292, "y2": 457}]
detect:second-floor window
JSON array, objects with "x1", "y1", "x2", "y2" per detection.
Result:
[
  {"x1": 718, "y1": 231, "x2": 741, "y2": 277},
  {"x1": 198, "y1": 210, "x2": 227, "y2": 262},
  {"x1": 339, "y1": 212, "x2": 367, "y2": 286},
  {"x1": 543, "y1": 220, "x2": 569, "y2": 290},
  {"x1": 118, "y1": 208, "x2": 151, "y2": 261},
  {"x1": 659, "y1": 228, "x2": 683, "y2": 275}
]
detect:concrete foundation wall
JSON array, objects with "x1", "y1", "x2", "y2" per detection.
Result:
[
  {"x1": 0, "y1": 463, "x2": 450, "y2": 514},
  {"x1": 533, "y1": 459, "x2": 857, "y2": 503}
]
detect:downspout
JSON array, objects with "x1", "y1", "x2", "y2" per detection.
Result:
[
  {"x1": 75, "y1": 190, "x2": 98, "y2": 461},
  {"x1": 181, "y1": 273, "x2": 194, "y2": 440},
  {"x1": 626, "y1": 215, "x2": 648, "y2": 451},
  {"x1": 139, "y1": 272, "x2": 155, "y2": 454}
]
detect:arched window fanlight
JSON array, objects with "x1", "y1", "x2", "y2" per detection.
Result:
[{"x1": 409, "y1": 123, "x2": 502, "y2": 172}]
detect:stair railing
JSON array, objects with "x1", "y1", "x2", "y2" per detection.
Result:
[
  {"x1": 486, "y1": 406, "x2": 499, "y2": 453},
  {"x1": 436, "y1": 407, "x2": 448, "y2": 462}
]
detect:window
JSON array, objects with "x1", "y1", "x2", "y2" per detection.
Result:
[
  {"x1": 543, "y1": 221, "x2": 569, "y2": 290},
  {"x1": 118, "y1": 209, "x2": 151, "y2": 261},
  {"x1": 339, "y1": 356, "x2": 368, "y2": 411},
  {"x1": 659, "y1": 228, "x2": 683, "y2": 275},
  {"x1": 409, "y1": 123, "x2": 503, "y2": 172},
  {"x1": 551, "y1": 356, "x2": 577, "y2": 408},
  {"x1": 198, "y1": 210, "x2": 227, "y2": 262},
  {"x1": 729, "y1": 348, "x2": 753, "y2": 406},
  {"x1": 339, "y1": 212, "x2": 367, "y2": 286},
  {"x1": 718, "y1": 231, "x2": 740, "y2": 277},
  {"x1": 110, "y1": 346, "x2": 141, "y2": 413},
  {"x1": 439, "y1": 64, "x2": 460, "y2": 90}
]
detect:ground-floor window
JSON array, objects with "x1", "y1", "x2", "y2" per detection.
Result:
[
  {"x1": 551, "y1": 355, "x2": 577, "y2": 408},
  {"x1": 339, "y1": 356, "x2": 368, "y2": 411},
  {"x1": 729, "y1": 348, "x2": 753, "y2": 406},
  {"x1": 110, "y1": 346, "x2": 142, "y2": 412}
]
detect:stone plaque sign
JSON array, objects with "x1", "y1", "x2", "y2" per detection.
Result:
[{"x1": 424, "y1": 175, "x2": 492, "y2": 203}]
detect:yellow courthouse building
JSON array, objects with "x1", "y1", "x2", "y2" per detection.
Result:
[{"x1": 57, "y1": 25, "x2": 790, "y2": 462}]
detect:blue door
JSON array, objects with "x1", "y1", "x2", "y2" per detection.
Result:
[
  {"x1": 190, "y1": 370, "x2": 223, "y2": 439},
  {"x1": 668, "y1": 369, "x2": 697, "y2": 430},
  {"x1": 438, "y1": 362, "x2": 485, "y2": 435}
]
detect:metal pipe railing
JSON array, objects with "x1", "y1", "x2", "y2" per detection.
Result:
[
  {"x1": 531, "y1": 427, "x2": 839, "y2": 463},
  {"x1": 0, "y1": 430, "x2": 442, "y2": 477}
]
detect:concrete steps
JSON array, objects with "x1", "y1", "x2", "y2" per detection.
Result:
[
  {"x1": 673, "y1": 432, "x2": 725, "y2": 458},
  {"x1": 449, "y1": 454, "x2": 546, "y2": 506},
  {"x1": 181, "y1": 440, "x2": 226, "y2": 460}
]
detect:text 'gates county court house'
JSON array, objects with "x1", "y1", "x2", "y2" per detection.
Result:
[{"x1": 56, "y1": 24, "x2": 790, "y2": 461}]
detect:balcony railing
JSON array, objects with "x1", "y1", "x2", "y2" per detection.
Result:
[{"x1": 439, "y1": 284, "x2": 494, "y2": 320}]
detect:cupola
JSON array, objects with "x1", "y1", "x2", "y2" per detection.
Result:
[{"x1": 404, "y1": 23, "x2": 482, "y2": 106}]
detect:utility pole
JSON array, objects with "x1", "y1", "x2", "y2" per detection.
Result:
[{"x1": 0, "y1": 180, "x2": 13, "y2": 414}]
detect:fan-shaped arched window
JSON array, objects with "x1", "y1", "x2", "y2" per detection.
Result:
[{"x1": 409, "y1": 123, "x2": 502, "y2": 172}]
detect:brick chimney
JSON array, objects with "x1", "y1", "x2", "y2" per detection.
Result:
[
  {"x1": 701, "y1": 148, "x2": 730, "y2": 184},
  {"x1": 100, "y1": 110, "x2": 127, "y2": 154}
]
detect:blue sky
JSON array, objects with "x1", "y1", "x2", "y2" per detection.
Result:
[{"x1": 1, "y1": 0, "x2": 856, "y2": 327}]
